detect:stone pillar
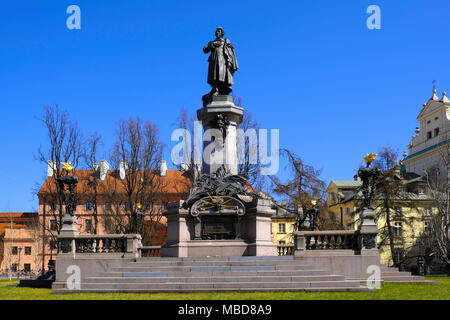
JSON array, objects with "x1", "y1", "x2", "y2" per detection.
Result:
[
  {"x1": 358, "y1": 207, "x2": 379, "y2": 254},
  {"x1": 59, "y1": 214, "x2": 79, "y2": 237},
  {"x1": 197, "y1": 96, "x2": 243, "y2": 175},
  {"x1": 161, "y1": 201, "x2": 191, "y2": 257},
  {"x1": 244, "y1": 199, "x2": 277, "y2": 256}
]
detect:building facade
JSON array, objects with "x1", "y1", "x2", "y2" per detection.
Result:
[
  {"x1": 402, "y1": 89, "x2": 450, "y2": 176},
  {"x1": 326, "y1": 174, "x2": 436, "y2": 270},
  {"x1": 37, "y1": 167, "x2": 190, "y2": 271},
  {"x1": 0, "y1": 212, "x2": 39, "y2": 275}
]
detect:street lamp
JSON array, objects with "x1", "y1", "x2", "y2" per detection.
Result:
[
  {"x1": 133, "y1": 203, "x2": 145, "y2": 235},
  {"x1": 307, "y1": 200, "x2": 319, "y2": 231}
]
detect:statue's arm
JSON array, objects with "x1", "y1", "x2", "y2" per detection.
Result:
[{"x1": 203, "y1": 42, "x2": 212, "y2": 53}]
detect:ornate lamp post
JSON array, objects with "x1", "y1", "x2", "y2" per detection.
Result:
[
  {"x1": 133, "y1": 203, "x2": 146, "y2": 235},
  {"x1": 307, "y1": 200, "x2": 320, "y2": 231},
  {"x1": 57, "y1": 162, "x2": 79, "y2": 236},
  {"x1": 357, "y1": 153, "x2": 382, "y2": 250}
]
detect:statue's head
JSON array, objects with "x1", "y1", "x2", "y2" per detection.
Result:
[{"x1": 215, "y1": 27, "x2": 225, "y2": 38}]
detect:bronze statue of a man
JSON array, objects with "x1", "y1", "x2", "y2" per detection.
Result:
[{"x1": 203, "y1": 27, "x2": 238, "y2": 99}]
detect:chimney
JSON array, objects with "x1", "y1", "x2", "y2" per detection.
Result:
[
  {"x1": 119, "y1": 160, "x2": 128, "y2": 180},
  {"x1": 160, "y1": 160, "x2": 167, "y2": 177},
  {"x1": 47, "y1": 160, "x2": 55, "y2": 177},
  {"x1": 93, "y1": 160, "x2": 110, "y2": 181},
  {"x1": 180, "y1": 162, "x2": 189, "y2": 172}
]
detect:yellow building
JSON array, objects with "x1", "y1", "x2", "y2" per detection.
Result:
[
  {"x1": 270, "y1": 205, "x2": 296, "y2": 255},
  {"x1": 326, "y1": 180, "x2": 362, "y2": 229},
  {"x1": 326, "y1": 174, "x2": 437, "y2": 270}
]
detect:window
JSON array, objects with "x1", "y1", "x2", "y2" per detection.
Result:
[
  {"x1": 393, "y1": 249, "x2": 403, "y2": 265},
  {"x1": 278, "y1": 223, "x2": 286, "y2": 233},
  {"x1": 11, "y1": 247, "x2": 18, "y2": 255},
  {"x1": 346, "y1": 208, "x2": 350, "y2": 214},
  {"x1": 24, "y1": 247, "x2": 31, "y2": 255},
  {"x1": 105, "y1": 202, "x2": 111, "y2": 210},
  {"x1": 424, "y1": 206, "x2": 432, "y2": 216},
  {"x1": 86, "y1": 201, "x2": 93, "y2": 210},
  {"x1": 279, "y1": 241, "x2": 286, "y2": 245},
  {"x1": 434, "y1": 128, "x2": 440, "y2": 137},
  {"x1": 24, "y1": 264, "x2": 31, "y2": 272},
  {"x1": 124, "y1": 202, "x2": 131, "y2": 210},
  {"x1": 427, "y1": 131, "x2": 432, "y2": 140},
  {"x1": 424, "y1": 221, "x2": 432, "y2": 233},
  {"x1": 50, "y1": 202, "x2": 56, "y2": 211},
  {"x1": 50, "y1": 219, "x2": 57, "y2": 231},
  {"x1": 85, "y1": 219, "x2": 92, "y2": 232},
  {"x1": 11, "y1": 264, "x2": 18, "y2": 272},
  {"x1": 394, "y1": 222, "x2": 403, "y2": 237},
  {"x1": 394, "y1": 206, "x2": 402, "y2": 216}
]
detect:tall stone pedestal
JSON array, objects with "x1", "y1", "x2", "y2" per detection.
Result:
[
  {"x1": 197, "y1": 96, "x2": 243, "y2": 175},
  {"x1": 161, "y1": 199, "x2": 277, "y2": 257}
]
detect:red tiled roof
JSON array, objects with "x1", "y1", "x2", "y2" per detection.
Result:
[
  {"x1": 38, "y1": 169, "x2": 192, "y2": 197},
  {"x1": 0, "y1": 212, "x2": 38, "y2": 236}
]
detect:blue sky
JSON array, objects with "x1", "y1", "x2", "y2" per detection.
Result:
[{"x1": 0, "y1": 1, "x2": 449, "y2": 212}]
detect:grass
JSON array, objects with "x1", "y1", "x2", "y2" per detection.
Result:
[{"x1": 0, "y1": 276, "x2": 449, "y2": 300}]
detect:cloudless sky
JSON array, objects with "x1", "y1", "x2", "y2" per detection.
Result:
[{"x1": 1, "y1": 1, "x2": 449, "y2": 212}]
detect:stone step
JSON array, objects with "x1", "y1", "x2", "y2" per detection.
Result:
[
  {"x1": 84, "y1": 274, "x2": 347, "y2": 284},
  {"x1": 94, "y1": 269, "x2": 333, "y2": 278},
  {"x1": 136, "y1": 256, "x2": 294, "y2": 262},
  {"x1": 53, "y1": 286, "x2": 374, "y2": 294},
  {"x1": 128, "y1": 260, "x2": 305, "y2": 267},
  {"x1": 77, "y1": 280, "x2": 363, "y2": 290},
  {"x1": 110, "y1": 264, "x2": 316, "y2": 273}
]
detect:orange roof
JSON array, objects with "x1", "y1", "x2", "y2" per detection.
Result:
[
  {"x1": 38, "y1": 169, "x2": 192, "y2": 198},
  {"x1": 0, "y1": 212, "x2": 37, "y2": 237}
]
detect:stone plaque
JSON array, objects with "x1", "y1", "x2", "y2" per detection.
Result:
[{"x1": 202, "y1": 216, "x2": 235, "y2": 240}]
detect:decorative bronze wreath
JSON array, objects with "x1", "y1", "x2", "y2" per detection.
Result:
[{"x1": 190, "y1": 191, "x2": 245, "y2": 217}]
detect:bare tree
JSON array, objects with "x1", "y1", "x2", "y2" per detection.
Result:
[
  {"x1": 233, "y1": 95, "x2": 262, "y2": 186},
  {"x1": 373, "y1": 146, "x2": 417, "y2": 268},
  {"x1": 35, "y1": 104, "x2": 83, "y2": 265},
  {"x1": 319, "y1": 204, "x2": 345, "y2": 230},
  {"x1": 82, "y1": 132, "x2": 103, "y2": 234},
  {"x1": 424, "y1": 140, "x2": 450, "y2": 274},
  {"x1": 269, "y1": 148, "x2": 326, "y2": 226},
  {"x1": 106, "y1": 117, "x2": 165, "y2": 244},
  {"x1": 173, "y1": 107, "x2": 201, "y2": 183}
]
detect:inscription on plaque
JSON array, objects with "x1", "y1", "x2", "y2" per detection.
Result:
[{"x1": 202, "y1": 216, "x2": 235, "y2": 240}]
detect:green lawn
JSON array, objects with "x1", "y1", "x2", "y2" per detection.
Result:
[{"x1": 0, "y1": 276, "x2": 448, "y2": 300}]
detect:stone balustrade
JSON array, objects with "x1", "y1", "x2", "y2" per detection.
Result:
[
  {"x1": 57, "y1": 234, "x2": 142, "y2": 258},
  {"x1": 294, "y1": 230, "x2": 377, "y2": 254},
  {"x1": 277, "y1": 244, "x2": 294, "y2": 256},
  {"x1": 139, "y1": 246, "x2": 162, "y2": 257}
]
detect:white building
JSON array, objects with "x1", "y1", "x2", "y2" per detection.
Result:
[{"x1": 402, "y1": 89, "x2": 450, "y2": 176}]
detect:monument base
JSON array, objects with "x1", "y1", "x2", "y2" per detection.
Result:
[{"x1": 161, "y1": 199, "x2": 277, "y2": 257}]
